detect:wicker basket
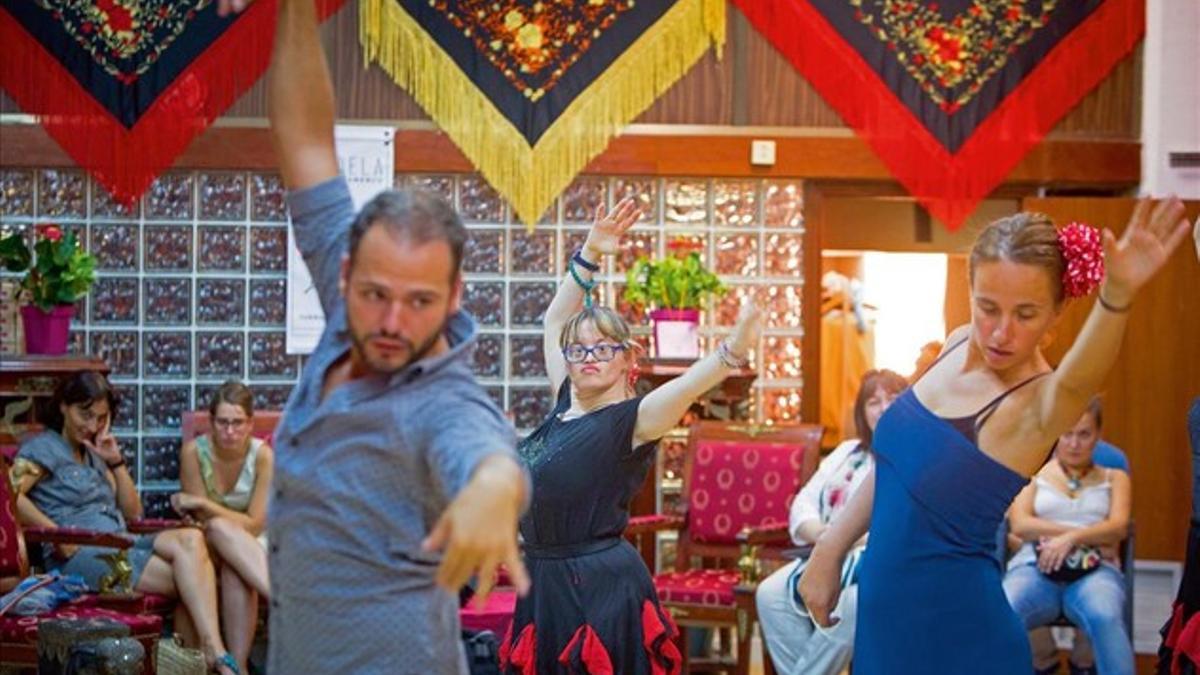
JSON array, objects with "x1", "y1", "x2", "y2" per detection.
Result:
[{"x1": 155, "y1": 634, "x2": 206, "y2": 675}]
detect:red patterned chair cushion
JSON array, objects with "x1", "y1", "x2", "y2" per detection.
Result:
[
  {"x1": 1, "y1": 603, "x2": 162, "y2": 644},
  {"x1": 74, "y1": 592, "x2": 174, "y2": 615},
  {"x1": 653, "y1": 569, "x2": 742, "y2": 607},
  {"x1": 687, "y1": 439, "x2": 806, "y2": 545},
  {"x1": 460, "y1": 589, "x2": 515, "y2": 637},
  {"x1": 0, "y1": 472, "x2": 22, "y2": 579}
]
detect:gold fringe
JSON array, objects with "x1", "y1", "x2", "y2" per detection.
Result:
[{"x1": 361, "y1": 0, "x2": 725, "y2": 227}]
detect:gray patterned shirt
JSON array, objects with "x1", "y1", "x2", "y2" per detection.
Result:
[{"x1": 267, "y1": 177, "x2": 518, "y2": 674}]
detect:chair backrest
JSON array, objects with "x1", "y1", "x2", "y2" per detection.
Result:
[
  {"x1": 181, "y1": 411, "x2": 283, "y2": 446},
  {"x1": 0, "y1": 455, "x2": 30, "y2": 586},
  {"x1": 680, "y1": 421, "x2": 822, "y2": 560}
]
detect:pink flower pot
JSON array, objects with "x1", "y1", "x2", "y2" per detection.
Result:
[
  {"x1": 649, "y1": 308, "x2": 701, "y2": 359},
  {"x1": 21, "y1": 304, "x2": 74, "y2": 354}
]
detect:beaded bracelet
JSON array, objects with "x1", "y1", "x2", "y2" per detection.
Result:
[
  {"x1": 572, "y1": 249, "x2": 601, "y2": 273},
  {"x1": 567, "y1": 257, "x2": 596, "y2": 308},
  {"x1": 716, "y1": 340, "x2": 750, "y2": 369}
]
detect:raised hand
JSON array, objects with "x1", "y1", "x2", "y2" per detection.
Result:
[
  {"x1": 1101, "y1": 196, "x2": 1191, "y2": 305},
  {"x1": 583, "y1": 197, "x2": 641, "y2": 258},
  {"x1": 727, "y1": 301, "x2": 765, "y2": 359}
]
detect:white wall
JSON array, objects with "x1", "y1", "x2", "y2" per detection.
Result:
[{"x1": 1140, "y1": 0, "x2": 1200, "y2": 198}]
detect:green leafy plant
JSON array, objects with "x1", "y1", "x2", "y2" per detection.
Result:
[
  {"x1": 623, "y1": 240, "x2": 726, "y2": 311},
  {"x1": 0, "y1": 224, "x2": 96, "y2": 311}
]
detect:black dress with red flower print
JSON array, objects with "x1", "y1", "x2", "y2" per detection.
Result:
[{"x1": 501, "y1": 382, "x2": 680, "y2": 674}]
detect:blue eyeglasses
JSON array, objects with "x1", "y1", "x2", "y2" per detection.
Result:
[{"x1": 562, "y1": 343, "x2": 626, "y2": 364}]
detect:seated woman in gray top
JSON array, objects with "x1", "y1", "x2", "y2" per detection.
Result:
[
  {"x1": 13, "y1": 371, "x2": 240, "y2": 675},
  {"x1": 173, "y1": 380, "x2": 272, "y2": 675}
]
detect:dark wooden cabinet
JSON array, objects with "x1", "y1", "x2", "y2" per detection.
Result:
[{"x1": 0, "y1": 355, "x2": 110, "y2": 445}]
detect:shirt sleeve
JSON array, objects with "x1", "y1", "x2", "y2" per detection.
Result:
[
  {"x1": 16, "y1": 432, "x2": 65, "y2": 474},
  {"x1": 788, "y1": 439, "x2": 858, "y2": 544},
  {"x1": 421, "y1": 378, "x2": 527, "y2": 508},
  {"x1": 285, "y1": 176, "x2": 356, "y2": 316}
]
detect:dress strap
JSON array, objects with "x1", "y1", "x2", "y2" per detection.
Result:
[
  {"x1": 973, "y1": 371, "x2": 1051, "y2": 435},
  {"x1": 914, "y1": 336, "x2": 969, "y2": 384}
]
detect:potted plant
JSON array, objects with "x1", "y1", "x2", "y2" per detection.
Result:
[
  {"x1": 623, "y1": 238, "x2": 726, "y2": 359},
  {"x1": 0, "y1": 223, "x2": 96, "y2": 354}
]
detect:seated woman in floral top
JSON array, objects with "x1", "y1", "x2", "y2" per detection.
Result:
[
  {"x1": 754, "y1": 369, "x2": 908, "y2": 675},
  {"x1": 13, "y1": 371, "x2": 241, "y2": 674}
]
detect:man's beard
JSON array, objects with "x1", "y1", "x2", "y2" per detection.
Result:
[{"x1": 348, "y1": 314, "x2": 450, "y2": 376}]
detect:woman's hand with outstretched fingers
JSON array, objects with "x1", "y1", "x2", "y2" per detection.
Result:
[
  {"x1": 1100, "y1": 197, "x2": 1192, "y2": 306},
  {"x1": 582, "y1": 197, "x2": 641, "y2": 259}
]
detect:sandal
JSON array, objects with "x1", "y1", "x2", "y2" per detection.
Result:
[{"x1": 212, "y1": 653, "x2": 241, "y2": 675}]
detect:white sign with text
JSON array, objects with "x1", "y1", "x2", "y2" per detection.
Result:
[{"x1": 286, "y1": 125, "x2": 395, "y2": 354}]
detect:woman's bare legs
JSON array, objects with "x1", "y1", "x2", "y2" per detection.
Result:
[
  {"x1": 136, "y1": 528, "x2": 235, "y2": 674},
  {"x1": 205, "y1": 517, "x2": 270, "y2": 597},
  {"x1": 219, "y1": 563, "x2": 258, "y2": 673}
]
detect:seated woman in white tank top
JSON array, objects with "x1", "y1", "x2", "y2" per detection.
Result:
[
  {"x1": 1003, "y1": 397, "x2": 1133, "y2": 675},
  {"x1": 172, "y1": 381, "x2": 273, "y2": 675}
]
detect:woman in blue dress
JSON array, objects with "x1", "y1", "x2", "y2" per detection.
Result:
[
  {"x1": 799, "y1": 199, "x2": 1195, "y2": 674},
  {"x1": 499, "y1": 197, "x2": 763, "y2": 674}
]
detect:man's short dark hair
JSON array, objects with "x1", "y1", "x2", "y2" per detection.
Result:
[{"x1": 348, "y1": 189, "x2": 467, "y2": 279}]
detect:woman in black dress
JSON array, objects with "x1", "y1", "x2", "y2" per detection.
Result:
[{"x1": 499, "y1": 198, "x2": 763, "y2": 674}]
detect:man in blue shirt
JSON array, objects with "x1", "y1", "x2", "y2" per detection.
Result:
[{"x1": 223, "y1": 0, "x2": 530, "y2": 672}]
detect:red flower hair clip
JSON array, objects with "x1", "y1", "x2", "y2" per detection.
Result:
[{"x1": 1057, "y1": 222, "x2": 1105, "y2": 299}]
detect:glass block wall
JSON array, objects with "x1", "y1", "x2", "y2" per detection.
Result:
[{"x1": 0, "y1": 168, "x2": 805, "y2": 514}]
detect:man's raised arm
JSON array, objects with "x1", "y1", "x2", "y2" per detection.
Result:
[{"x1": 268, "y1": 0, "x2": 339, "y2": 191}]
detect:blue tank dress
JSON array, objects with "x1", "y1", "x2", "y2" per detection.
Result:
[{"x1": 854, "y1": 379, "x2": 1042, "y2": 674}]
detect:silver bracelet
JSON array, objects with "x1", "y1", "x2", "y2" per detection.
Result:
[{"x1": 717, "y1": 340, "x2": 750, "y2": 369}]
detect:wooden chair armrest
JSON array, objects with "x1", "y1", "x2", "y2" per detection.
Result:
[
  {"x1": 736, "y1": 522, "x2": 792, "y2": 546},
  {"x1": 127, "y1": 518, "x2": 186, "y2": 534},
  {"x1": 23, "y1": 527, "x2": 133, "y2": 549},
  {"x1": 624, "y1": 514, "x2": 685, "y2": 537}
]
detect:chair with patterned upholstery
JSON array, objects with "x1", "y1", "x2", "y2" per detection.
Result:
[
  {"x1": 626, "y1": 421, "x2": 822, "y2": 674},
  {"x1": 1, "y1": 455, "x2": 163, "y2": 673}
]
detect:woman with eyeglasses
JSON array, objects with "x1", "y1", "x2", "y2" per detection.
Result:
[
  {"x1": 12, "y1": 371, "x2": 242, "y2": 675},
  {"x1": 498, "y1": 198, "x2": 763, "y2": 674},
  {"x1": 173, "y1": 381, "x2": 272, "y2": 675}
]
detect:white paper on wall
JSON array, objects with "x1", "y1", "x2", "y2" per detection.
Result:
[{"x1": 286, "y1": 125, "x2": 395, "y2": 354}]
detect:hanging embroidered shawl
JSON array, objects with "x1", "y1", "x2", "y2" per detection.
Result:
[
  {"x1": 732, "y1": 0, "x2": 1142, "y2": 229},
  {"x1": 0, "y1": 0, "x2": 345, "y2": 206},
  {"x1": 361, "y1": 0, "x2": 725, "y2": 225}
]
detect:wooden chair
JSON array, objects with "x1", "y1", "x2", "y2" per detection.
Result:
[
  {"x1": 1, "y1": 456, "x2": 164, "y2": 673},
  {"x1": 626, "y1": 421, "x2": 822, "y2": 674}
]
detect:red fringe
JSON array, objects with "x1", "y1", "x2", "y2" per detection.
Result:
[
  {"x1": 732, "y1": 0, "x2": 1144, "y2": 230},
  {"x1": 0, "y1": 0, "x2": 346, "y2": 206},
  {"x1": 1175, "y1": 608, "x2": 1200, "y2": 675},
  {"x1": 501, "y1": 623, "x2": 536, "y2": 674},
  {"x1": 641, "y1": 599, "x2": 683, "y2": 675},
  {"x1": 558, "y1": 624, "x2": 614, "y2": 675}
]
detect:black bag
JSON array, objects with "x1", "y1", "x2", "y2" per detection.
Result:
[
  {"x1": 1037, "y1": 542, "x2": 1103, "y2": 583},
  {"x1": 462, "y1": 630, "x2": 500, "y2": 675}
]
